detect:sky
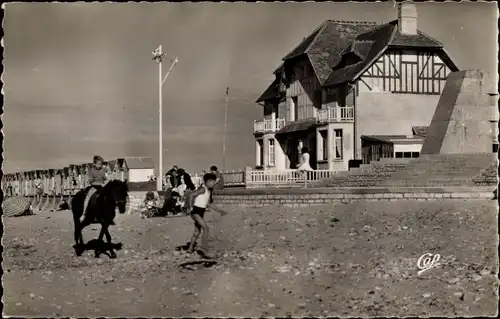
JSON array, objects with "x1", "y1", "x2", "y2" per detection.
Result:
[{"x1": 2, "y1": 2, "x2": 498, "y2": 174}]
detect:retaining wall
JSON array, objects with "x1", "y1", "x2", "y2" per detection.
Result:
[
  {"x1": 25, "y1": 186, "x2": 496, "y2": 213},
  {"x1": 212, "y1": 186, "x2": 496, "y2": 208}
]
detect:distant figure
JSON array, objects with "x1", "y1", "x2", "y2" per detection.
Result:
[
  {"x1": 140, "y1": 191, "x2": 160, "y2": 219},
  {"x1": 55, "y1": 199, "x2": 70, "y2": 211},
  {"x1": 177, "y1": 168, "x2": 196, "y2": 191},
  {"x1": 209, "y1": 165, "x2": 224, "y2": 204},
  {"x1": 80, "y1": 155, "x2": 107, "y2": 223},
  {"x1": 162, "y1": 189, "x2": 183, "y2": 216},
  {"x1": 7, "y1": 183, "x2": 13, "y2": 197},
  {"x1": 34, "y1": 176, "x2": 43, "y2": 207},
  {"x1": 297, "y1": 147, "x2": 313, "y2": 179},
  {"x1": 166, "y1": 165, "x2": 179, "y2": 188}
]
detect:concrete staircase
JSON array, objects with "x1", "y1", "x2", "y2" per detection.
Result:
[{"x1": 315, "y1": 153, "x2": 497, "y2": 188}]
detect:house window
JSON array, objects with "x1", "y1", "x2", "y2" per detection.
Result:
[
  {"x1": 314, "y1": 90, "x2": 322, "y2": 109},
  {"x1": 257, "y1": 139, "x2": 264, "y2": 167},
  {"x1": 318, "y1": 130, "x2": 328, "y2": 161},
  {"x1": 334, "y1": 129, "x2": 343, "y2": 159},
  {"x1": 292, "y1": 96, "x2": 299, "y2": 122},
  {"x1": 395, "y1": 151, "x2": 419, "y2": 158},
  {"x1": 268, "y1": 139, "x2": 275, "y2": 166}
]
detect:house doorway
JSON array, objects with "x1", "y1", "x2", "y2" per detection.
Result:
[{"x1": 283, "y1": 133, "x2": 317, "y2": 170}]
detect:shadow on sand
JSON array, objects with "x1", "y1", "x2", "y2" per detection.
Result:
[{"x1": 73, "y1": 239, "x2": 123, "y2": 258}]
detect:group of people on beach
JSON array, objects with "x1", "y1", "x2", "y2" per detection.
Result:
[{"x1": 75, "y1": 155, "x2": 227, "y2": 258}]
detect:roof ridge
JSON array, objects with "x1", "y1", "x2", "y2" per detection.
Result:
[
  {"x1": 355, "y1": 39, "x2": 375, "y2": 43},
  {"x1": 356, "y1": 20, "x2": 396, "y2": 38},
  {"x1": 304, "y1": 21, "x2": 330, "y2": 54},
  {"x1": 327, "y1": 19, "x2": 379, "y2": 25},
  {"x1": 416, "y1": 29, "x2": 444, "y2": 47},
  {"x1": 282, "y1": 21, "x2": 327, "y2": 61}
]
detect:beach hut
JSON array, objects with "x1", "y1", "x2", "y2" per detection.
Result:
[
  {"x1": 47, "y1": 169, "x2": 56, "y2": 194},
  {"x1": 118, "y1": 157, "x2": 155, "y2": 183},
  {"x1": 107, "y1": 159, "x2": 119, "y2": 181},
  {"x1": 55, "y1": 169, "x2": 63, "y2": 195},
  {"x1": 15, "y1": 172, "x2": 22, "y2": 196}
]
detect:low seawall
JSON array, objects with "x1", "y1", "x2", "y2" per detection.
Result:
[
  {"x1": 212, "y1": 186, "x2": 496, "y2": 208},
  {"x1": 23, "y1": 186, "x2": 496, "y2": 213}
]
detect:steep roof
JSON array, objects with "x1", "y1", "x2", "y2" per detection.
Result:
[
  {"x1": 121, "y1": 157, "x2": 155, "y2": 170},
  {"x1": 256, "y1": 78, "x2": 281, "y2": 103},
  {"x1": 324, "y1": 21, "x2": 398, "y2": 86},
  {"x1": 258, "y1": 18, "x2": 458, "y2": 102},
  {"x1": 282, "y1": 20, "x2": 378, "y2": 84},
  {"x1": 390, "y1": 29, "x2": 442, "y2": 48},
  {"x1": 324, "y1": 20, "x2": 458, "y2": 87},
  {"x1": 275, "y1": 118, "x2": 317, "y2": 135}
]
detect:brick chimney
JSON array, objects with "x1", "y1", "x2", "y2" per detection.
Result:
[{"x1": 398, "y1": 2, "x2": 418, "y2": 35}]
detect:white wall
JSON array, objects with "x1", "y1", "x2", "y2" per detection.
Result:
[
  {"x1": 316, "y1": 123, "x2": 354, "y2": 171},
  {"x1": 128, "y1": 168, "x2": 154, "y2": 182},
  {"x1": 393, "y1": 143, "x2": 422, "y2": 153},
  {"x1": 262, "y1": 134, "x2": 286, "y2": 170}
]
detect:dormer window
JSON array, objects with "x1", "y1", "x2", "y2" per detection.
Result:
[{"x1": 295, "y1": 66, "x2": 304, "y2": 80}]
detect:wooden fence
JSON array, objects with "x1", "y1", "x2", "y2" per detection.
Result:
[
  {"x1": 2, "y1": 167, "x2": 339, "y2": 197},
  {"x1": 193, "y1": 168, "x2": 338, "y2": 188}
]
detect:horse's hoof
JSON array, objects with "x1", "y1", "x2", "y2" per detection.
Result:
[
  {"x1": 73, "y1": 244, "x2": 84, "y2": 256},
  {"x1": 109, "y1": 253, "x2": 117, "y2": 259}
]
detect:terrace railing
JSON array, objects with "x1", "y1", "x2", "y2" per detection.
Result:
[
  {"x1": 191, "y1": 169, "x2": 339, "y2": 188},
  {"x1": 253, "y1": 118, "x2": 286, "y2": 134},
  {"x1": 316, "y1": 106, "x2": 354, "y2": 123}
]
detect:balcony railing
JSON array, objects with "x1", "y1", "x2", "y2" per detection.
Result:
[
  {"x1": 192, "y1": 169, "x2": 339, "y2": 188},
  {"x1": 247, "y1": 169, "x2": 339, "y2": 187},
  {"x1": 317, "y1": 106, "x2": 354, "y2": 122},
  {"x1": 254, "y1": 118, "x2": 286, "y2": 133}
]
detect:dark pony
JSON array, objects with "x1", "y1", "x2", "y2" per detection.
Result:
[{"x1": 71, "y1": 180, "x2": 129, "y2": 258}]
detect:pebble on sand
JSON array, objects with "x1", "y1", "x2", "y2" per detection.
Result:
[{"x1": 480, "y1": 269, "x2": 490, "y2": 276}]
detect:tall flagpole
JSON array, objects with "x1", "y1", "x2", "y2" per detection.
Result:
[
  {"x1": 222, "y1": 87, "x2": 229, "y2": 170},
  {"x1": 152, "y1": 45, "x2": 178, "y2": 191},
  {"x1": 158, "y1": 45, "x2": 163, "y2": 192}
]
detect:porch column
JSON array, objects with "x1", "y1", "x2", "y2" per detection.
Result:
[
  {"x1": 316, "y1": 129, "x2": 322, "y2": 161},
  {"x1": 275, "y1": 137, "x2": 286, "y2": 169},
  {"x1": 262, "y1": 137, "x2": 269, "y2": 170},
  {"x1": 327, "y1": 124, "x2": 334, "y2": 170},
  {"x1": 288, "y1": 97, "x2": 294, "y2": 122},
  {"x1": 255, "y1": 139, "x2": 261, "y2": 167},
  {"x1": 271, "y1": 108, "x2": 276, "y2": 131}
]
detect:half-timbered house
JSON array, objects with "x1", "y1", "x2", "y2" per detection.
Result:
[{"x1": 254, "y1": 2, "x2": 458, "y2": 171}]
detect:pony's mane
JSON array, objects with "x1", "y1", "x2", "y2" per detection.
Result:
[{"x1": 104, "y1": 179, "x2": 129, "y2": 192}]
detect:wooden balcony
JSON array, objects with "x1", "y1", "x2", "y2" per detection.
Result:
[
  {"x1": 317, "y1": 106, "x2": 354, "y2": 123},
  {"x1": 254, "y1": 118, "x2": 286, "y2": 134}
]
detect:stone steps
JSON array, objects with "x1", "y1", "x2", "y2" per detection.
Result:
[{"x1": 314, "y1": 154, "x2": 496, "y2": 188}]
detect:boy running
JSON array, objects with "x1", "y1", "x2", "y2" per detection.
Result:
[{"x1": 187, "y1": 173, "x2": 227, "y2": 258}]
